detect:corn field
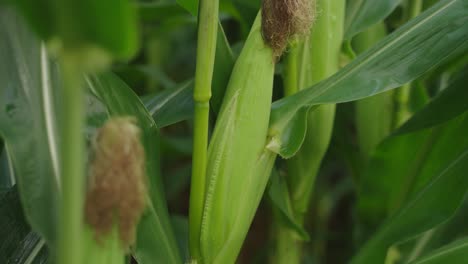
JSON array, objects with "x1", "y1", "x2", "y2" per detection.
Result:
[{"x1": 1, "y1": 0, "x2": 467, "y2": 263}]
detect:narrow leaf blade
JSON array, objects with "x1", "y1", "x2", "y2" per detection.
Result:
[
  {"x1": 345, "y1": 0, "x2": 401, "y2": 39},
  {"x1": 409, "y1": 237, "x2": 468, "y2": 264},
  {"x1": 352, "y1": 113, "x2": 468, "y2": 264},
  {"x1": 0, "y1": 7, "x2": 59, "y2": 245},
  {"x1": 395, "y1": 69, "x2": 468, "y2": 134}
]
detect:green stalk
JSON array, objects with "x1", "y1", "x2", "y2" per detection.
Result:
[
  {"x1": 189, "y1": 0, "x2": 219, "y2": 260},
  {"x1": 284, "y1": 44, "x2": 299, "y2": 97},
  {"x1": 273, "y1": 0, "x2": 345, "y2": 262},
  {"x1": 409, "y1": 0, "x2": 423, "y2": 20},
  {"x1": 270, "y1": 219, "x2": 303, "y2": 264},
  {"x1": 57, "y1": 60, "x2": 85, "y2": 264},
  {"x1": 394, "y1": 83, "x2": 412, "y2": 127},
  {"x1": 394, "y1": 0, "x2": 423, "y2": 127},
  {"x1": 145, "y1": 36, "x2": 168, "y2": 92},
  {"x1": 354, "y1": 23, "x2": 393, "y2": 161},
  {"x1": 290, "y1": 0, "x2": 345, "y2": 213},
  {"x1": 84, "y1": 225, "x2": 125, "y2": 264},
  {"x1": 390, "y1": 128, "x2": 441, "y2": 214}
]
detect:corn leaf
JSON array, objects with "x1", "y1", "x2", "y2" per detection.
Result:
[
  {"x1": 144, "y1": 81, "x2": 194, "y2": 128},
  {"x1": 269, "y1": 0, "x2": 468, "y2": 158},
  {"x1": 395, "y1": 69, "x2": 468, "y2": 135},
  {"x1": 351, "y1": 113, "x2": 468, "y2": 264},
  {"x1": 0, "y1": 147, "x2": 14, "y2": 188},
  {"x1": 176, "y1": 0, "x2": 198, "y2": 16},
  {"x1": 358, "y1": 71, "x2": 468, "y2": 229},
  {"x1": 138, "y1": 2, "x2": 191, "y2": 22},
  {"x1": 408, "y1": 237, "x2": 468, "y2": 264},
  {"x1": 0, "y1": 7, "x2": 182, "y2": 263},
  {"x1": 402, "y1": 199, "x2": 468, "y2": 263},
  {"x1": 268, "y1": 170, "x2": 310, "y2": 241},
  {"x1": 345, "y1": 0, "x2": 401, "y2": 39},
  {"x1": 171, "y1": 215, "x2": 190, "y2": 261},
  {"x1": 0, "y1": 7, "x2": 59, "y2": 245},
  {"x1": 357, "y1": 109, "x2": 468, "y2": 233},
  {"x1": 143, "y1": 23, "x2": 234, "y2": 126},
  {"x1": 10, "y1": 0, "x2": 139, "y2": 59},
  {"x1": 176, "y1": 0, "x2": 250, "y2": 22},
  {"x1": 0, "y1": 187, "x2": 46, "y2": 263}
]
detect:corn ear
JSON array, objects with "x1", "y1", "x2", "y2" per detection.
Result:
[
  {"x1": 199, "y1": 13, "x2": 275, "y2": 263},
  {"x1": 287, "y1": 0, "x2": 344, "y2": 216},
  {"x1": 84, "y1": 225, "x2": 125, "y2": 264},
  {"x1": 83, "y1": 117, "x2": 147, "y2": 264}
]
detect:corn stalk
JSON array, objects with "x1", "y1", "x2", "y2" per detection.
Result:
[{"x1": 272, "y1": 0, "x2": 345, "y2": 262}]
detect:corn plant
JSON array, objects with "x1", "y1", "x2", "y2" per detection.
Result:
[{"x1": 1, "y1": 0, "x2": 467, "y2": 263}]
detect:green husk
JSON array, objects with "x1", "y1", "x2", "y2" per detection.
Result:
[
  {"x1": 84, "y1": 225, "x2": 125, "y2": 264},
  {"x1": 199, "y1": 13, "x2": 275, "y2": 263}
]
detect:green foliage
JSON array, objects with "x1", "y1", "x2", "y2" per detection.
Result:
[
  {"x1": 353, "y1": 22, "x2": 393, "y2": 160},
  {"x1": 408, "y1": 237, "x2": 468, "y2": 264},
  {"x1": 269, "y1": 0, "x2": 468, "y2": 157},
  {"x1": 352, "y1": 113, "x2": 468, "y2": 264},
  {"x1": 0, "y1": 8, "x2": 59, "y2": 245},
  {"x1": 268, "y1": 171, "x2": 310, "y2": 240},
  {"x1": 2, "y1": 0, "x2": 468, "y2": 263},
  {"x1": 0, "y1": 8, "x2": 181, "y2": 263},
  {"x1": 345, "y1": 0, "x2": 401, "y2": 39},
  {"x1": 396, "y1": 70, "x2": 468, "y2": 134},
  {"x1": 358, "y1": 71, "x2": 468, "y2": 229},
  {"x1": 10, "y1": 0, "x2": 139, "y2": 60},
  {"x1": 0, "y1": 187, "x2": 45, "y2": 263}
]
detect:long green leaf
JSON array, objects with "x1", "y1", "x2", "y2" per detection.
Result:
[
  {"x1": 86, "y1": 73, "x2": 183, "y2": 264},
  {"x1": 409, "y1": 237, "x2": 468, "y2": 264},
  {"x1": 0, "y1": 146, "x2": 14, "y2": 188},
  {"x1": 138, "y1": 2, "x2": 191, "y2": 22},
  {"x1": 0, "y1": 6, "x2": 182, "y2": 263},
  {"x1": 268, "y1": 0, "x2": 468, "y2": 158},
  {"x1": 351, "y1": 113, "x2": 468, "y2": 264},
  {"x1": 144, "y1": 81, "x2": 194, "y2": 128},
  {"x1": 395, "y1": 69, "x2": 468, "y2": 135},
  {"x1": 10, "y1": 0, "x2": 139, "y2": 60},
  {"x1": 0, "y1": 7, "x2": 59, "y2": 245},
  {"x1": 143, "y1": 23, "x2": 234, "y2": 126},
  {"x1": 171, "y1": 215, "x2": 190, "y2": 261},
  {"x1": 176, "y1": 0, "x2": 249, "y2": 22},
  {"x1": 357, "y1": 128, "x2": 433, "y2": 230},
  {"x1": 357, "y1": 70, "x2": 468, "y2": 229},
  {"x1": 402, "y1": 199, "x2": 468, "y2": 262},
  {"x1": 211, "y1": 24, "x2": 235, "y2": 114},
  {"x1": 358, "y1": 108, "x2": 468, "y2": 233},
  {"x1": 0, "y1": 187, "x2": 46, "y2": 263},
  {"x1": 345, "y1": 0, "x2": 401, "y2": 39},
  {"x1": 268, "y1": 170, "x2": 310, "y2": 241},
  {"x1": 176, "y1": 0, "x2": 198, "y2": 16}
]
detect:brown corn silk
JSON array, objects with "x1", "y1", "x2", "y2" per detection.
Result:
[
  {"x1": 262, "y1": 0, "x2": 315, "y2": 59},
  {"x1": 84, "y1": 117, "x2": 146, "y2": 250}
]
